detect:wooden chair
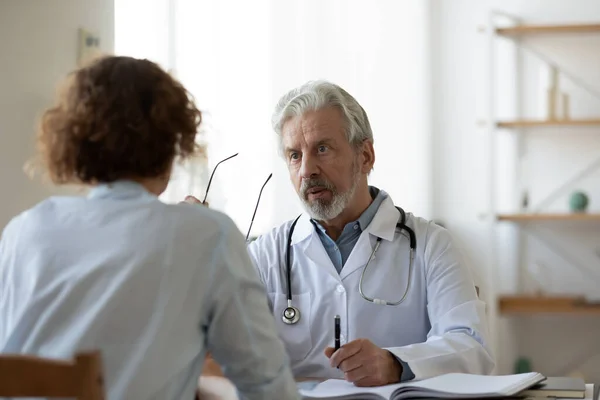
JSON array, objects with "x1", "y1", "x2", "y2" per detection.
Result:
[{"x1": 0, "y1": 351, "x2": 105, "y2": 399}]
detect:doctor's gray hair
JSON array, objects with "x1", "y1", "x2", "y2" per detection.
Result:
[{"x1": 271, "y1": 80, "x2": 374, "y2": 152}]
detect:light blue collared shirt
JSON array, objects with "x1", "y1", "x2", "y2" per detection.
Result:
[
  {"x1": 311, "y1": 186, "x2": 415, "y2": 382},
  {"x1": 311, "y1": 186, "x2": 387, "y2": 274},
  {"x1": 0, "y1": 181, "x2": 299, "y2": 400}
]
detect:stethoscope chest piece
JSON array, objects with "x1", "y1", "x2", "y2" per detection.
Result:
[{"x1": 282, "y1": 305, "x2": 301, "y2": 325}]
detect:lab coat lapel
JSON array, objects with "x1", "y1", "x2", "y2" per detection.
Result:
[
  {"x1": 339, "y1": 197, "x2": 400, "y2": 280},
  {"x1": 293, "y1": 214, "x2": 341, "y2": 281},
  {"x1": 339, "y1": 232, "x2": 374, "y2": 280}
]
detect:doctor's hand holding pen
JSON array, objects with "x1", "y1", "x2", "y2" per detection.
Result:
[{"x1": 324, "y1": 338, "x2": 403, "y2": 387}]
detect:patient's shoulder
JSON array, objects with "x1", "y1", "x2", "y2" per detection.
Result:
[{"x1": 162, "y1": 202, "x2": 243, "y2": 243}]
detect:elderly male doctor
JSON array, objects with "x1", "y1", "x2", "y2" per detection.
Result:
[{"x1": 193, "y1": 80, "x2": 494, "y2": 386}]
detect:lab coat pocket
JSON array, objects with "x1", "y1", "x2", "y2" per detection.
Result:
[{"x1": 269, "y1": 292, "x2": 313, "y2": 363}]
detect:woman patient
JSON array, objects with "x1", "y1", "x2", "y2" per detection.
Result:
[{"x1": 0, "y1": 55, "x2": 299, "y2": 399}]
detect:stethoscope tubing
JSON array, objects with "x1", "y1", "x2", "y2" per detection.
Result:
[{"x1": 282, "y1": 206, "x2": 416, "y2": 325}]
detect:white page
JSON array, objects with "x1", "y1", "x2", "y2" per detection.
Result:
[
  {"x1": 299, "y1": 379, "x2": 406, "y2": 399},
  {"x1": 400, "y1": 372, "x2": 543, "y2": 396}
]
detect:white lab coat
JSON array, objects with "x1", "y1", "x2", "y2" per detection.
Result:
[{"x1": 248, "y1": 194, "x2": 495, "y2": 380}]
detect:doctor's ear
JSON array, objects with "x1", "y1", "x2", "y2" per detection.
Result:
[{"x1": 357, "y1": 139, "x2": 375, "y2": 174}]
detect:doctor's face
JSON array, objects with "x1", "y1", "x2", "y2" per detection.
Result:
[{"x1": 281, "y1": 107, "x2": 363, "y2": 220}]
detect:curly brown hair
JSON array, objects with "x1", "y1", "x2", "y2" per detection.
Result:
[{"x1": 33, "y1": 55, "x2": 204, "y2": 184}]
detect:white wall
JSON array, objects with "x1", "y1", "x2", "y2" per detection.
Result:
[
  {"x1": 0, "y1": 0, "x2": 115, "y2": 230},
  {"x1": 432, "y1": 0, "x2": 600, "y2": 380}
]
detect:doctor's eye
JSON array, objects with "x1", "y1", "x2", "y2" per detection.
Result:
[{"x1": 317, "y1": 145, "x2": 329, "y2": 153}]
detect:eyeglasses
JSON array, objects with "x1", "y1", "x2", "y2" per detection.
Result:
[
  {"x1": 202, "y1": 153, "x2": 239, "y2": 204},
  {"x1": 201, "y1": 152, "x2": 272, "y2": 242},
  {"x1": 246, "y1": 173, "x2": 272, "y2": 241}
]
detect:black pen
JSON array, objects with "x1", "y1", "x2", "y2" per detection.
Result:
[{"x1": 334, "y1": 315, "x2": 340, "y2": 351}]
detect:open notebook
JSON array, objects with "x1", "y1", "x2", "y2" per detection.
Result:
[{"x1": 300, "y1": 372, "x2": 545, "y2": 400}]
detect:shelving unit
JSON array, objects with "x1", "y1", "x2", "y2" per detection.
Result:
[
  {"x1": 491, "y1": 21, "x2": 600, "y2": 314},
  {"x1": 496, "y1": 213, "x2": 600, "y2": 222},
  {"x1": 497, "y1": 119, "x2": 600, "y2": 128},
  {"x1": 499, "y1": 295, "x2": 600, "y2": 315},
  {"x1": 489, "y1": 19, "x2": 600, "y2": 376},
  {"x1": 496, "y1": 23, "x2": 600, "y2": 36}
]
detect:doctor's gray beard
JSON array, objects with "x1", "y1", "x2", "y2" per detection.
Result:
[{"x1": 300, "y1": 160, "x2": 360, "y2": 221}]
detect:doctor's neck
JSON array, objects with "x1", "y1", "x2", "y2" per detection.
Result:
[{"x1": 317, "y1": 184, "x2": 373, "y2": 241}]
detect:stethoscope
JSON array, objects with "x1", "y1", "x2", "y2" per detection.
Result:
[{"x1": 281, "y1": 206, "x2": 417, "y2": 325}]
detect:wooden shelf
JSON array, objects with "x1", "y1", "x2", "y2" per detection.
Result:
[
  {"x1": 497, "y1": 119, "x2": 600, "y2": 128},
  {"x1": 497, "y1": 213, "x2": 600, "y2": 222},
  {"x1": 499, "y1": 296, "x2": 600, "y2": 315},
  {"x1": 497, "y1": 23, "x2": 600, "y2": 36}
]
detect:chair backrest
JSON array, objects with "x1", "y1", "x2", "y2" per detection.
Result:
[{"x1": 0, "y1": 351, "x2": 105, "y2": 400}]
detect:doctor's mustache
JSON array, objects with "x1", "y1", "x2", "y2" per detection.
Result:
[{"x1": 300, "y1": 178, "x2": 338, "y2": 199}]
